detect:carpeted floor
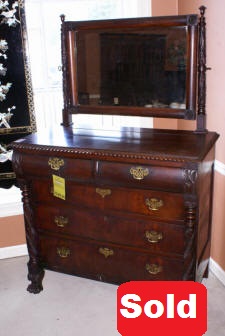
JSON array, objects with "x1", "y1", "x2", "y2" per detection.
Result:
[{"x1": 0, "y1": 256, "x2": 224, "y2": 335}]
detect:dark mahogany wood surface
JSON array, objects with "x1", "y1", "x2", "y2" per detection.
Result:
[
  {"x1": 11, "y1": 125, "x2": 219, "y2": 291},
  {"x1": 11, "y1": 126, "x2": 219, "y2": 163}
]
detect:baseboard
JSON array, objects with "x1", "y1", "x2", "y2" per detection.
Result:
[
  {"x1": 215, "y1": 160, "x2": 225, "y2": 176},
  {"x1": 0, "y1": 244, "x2": 28, "y2": 260},
  {"x1": 209, "y1": 258, "x2": 225, "y2": 286}
]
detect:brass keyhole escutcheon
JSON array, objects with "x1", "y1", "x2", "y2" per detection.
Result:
[
  {"x1": 96, "y1": 188, "x2": 111, "y2": 198},
  {"x1": 145, "y1": 198, "x2": 164, "y2": 211},
  {"x1": 99, "y1": 247, "x2": 114, "y2": 258}
]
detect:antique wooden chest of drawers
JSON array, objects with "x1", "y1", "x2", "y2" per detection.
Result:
[{"x1": 11, "y1": 126, "x2": 219, "y2": 293}]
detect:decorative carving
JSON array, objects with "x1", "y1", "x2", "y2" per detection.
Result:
[
  {"x1": 60, "y1": 14, "x2": 65, "y2": 23},
  {"x1": 11, "y1": 151, "x2": 23, "y2": 176},
  {"x1": 183, "y1": 169, "x2": 198, "y2": 192},
  {"x1": 187, "y1": 14, "x2": 198, "y2": 26},
  {"x1": 20, "y1": 181, "x2": 44, "y2": 293},
  {"x1": 11, "y1": 142, "x2": 192, "y2": 163},
  {"x1": 184, "y1": 201, "x2": 196, "y2": 231},
  {"x1": 60, "y1": 14, "x2": 73, "y2": 126},
  {"x1": 183, "y1": 201, "x2": 197, "y2": 279}
]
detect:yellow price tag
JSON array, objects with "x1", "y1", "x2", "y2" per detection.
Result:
[{"x1": 52, "y1": 174, "x2": 66, "y2": 200}]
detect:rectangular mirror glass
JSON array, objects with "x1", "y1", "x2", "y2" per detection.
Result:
[{"x1": 77, "y1": 27, "x2": 187, "y2": 109}]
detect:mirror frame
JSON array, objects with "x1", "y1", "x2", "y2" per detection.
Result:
[{"x1": 60, "y1": 14, "x2": 199, "y2": 126}]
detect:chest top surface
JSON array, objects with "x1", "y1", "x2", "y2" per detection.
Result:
[{"x1": 11, "y1": 126, "x2": 219, "y2": 164}]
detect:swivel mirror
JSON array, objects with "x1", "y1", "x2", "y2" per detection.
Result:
[{"x1": 61, "y1": 14, "x2": 199, "y2": 125}]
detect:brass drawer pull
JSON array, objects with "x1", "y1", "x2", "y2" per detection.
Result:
[
  {"x1": 146, "y1": 263, "x2": 163, "y2": 275},
  {"x1": 99, "y1": 247, "x2": 114, "y2": 258},
  {"x1": 130, "y1": 166, "x2": 149, "y2": 180},
  {"x1": 145, "y1": 198, "x2": 164, "y2": 211},
  {"x1": 57, "y1": 247, "x2": 70, "y2": 258},
  {"x1": 145, "y1": 230, "x2": 163, "y2": 243},
  {"x1": 96, "y1": 188, "x2": 111, "y2": 198},
  {"x1": 54, "y1": 216, "x2": 68, "y2": 228},
  {"x1": 48, "y1": 157, "x2": 64, "y2": 171}
]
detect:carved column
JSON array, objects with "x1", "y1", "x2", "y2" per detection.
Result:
[
  {"x1": 183, "y1": 201, "x2": 197, "y2": 280},
  {"x1": 20, "y1": 181, "x2": 44, "y2": 293}
]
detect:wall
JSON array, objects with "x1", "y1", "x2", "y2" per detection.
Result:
[
  {"x1": 178, "y1": 0, "x2": 225, "y2": 152},
  {"x1": 152, "y1": 0, "x2": 178, "y2": 16},
  {"x1": 0, "y1": 186, "x2": 25, "y2": 257},
  {"x1": 0, "y1": 215, "x2": 25, "y2": 248},
  {"x1": 152, "y1": 0, "x2": 179, "y2": 130},
  {"x1": 178, "y1": 0, "x2": 225, "y2": 274},
  {"x1": 153, "y1": 0, "x2": 225, "y2": 273}
]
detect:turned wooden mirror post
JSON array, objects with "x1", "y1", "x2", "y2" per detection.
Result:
[{"x1": 196, "y1": 5, "x2": 209, "y2": 133}]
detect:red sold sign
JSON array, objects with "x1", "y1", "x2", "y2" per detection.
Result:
[{"x1": 117, "y1": 281, "x2": 207, "y2": 336}]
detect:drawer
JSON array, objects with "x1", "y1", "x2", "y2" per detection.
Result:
[
  {"x1": 32, "y1": 179, "x2": 185, "y2": 221},
  {"x1": 39, "y1": 235, "x2": 184, "y2": 283},
  {"x1": 19, "y1": 154, "x2": 93, "y2": 181},
  {"x1": 97, "y1": 162, "x2": 185, "y2": 192},
  {"x1": 35, "y1": 204, "x2": 185, "y2": 256}
]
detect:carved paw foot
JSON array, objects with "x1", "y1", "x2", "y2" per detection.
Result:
[
  {"x1": 27, "y1": 282, "x2": 43, "y2": 294},
  {"x1": 27, "y1": 262, "x2": 45, "y2": 294}
]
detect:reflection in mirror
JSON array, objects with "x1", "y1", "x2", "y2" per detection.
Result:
[{"x1": 76, "y1": 27, "x2": 187, "y2": 109}]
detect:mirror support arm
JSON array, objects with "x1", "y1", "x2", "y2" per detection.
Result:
[
  {"x1": 196, "y1": 5, "x2": 208, "y2": 133},
  {"x1": 61, "y1": 14, "x2": 73, "y2": 126}
]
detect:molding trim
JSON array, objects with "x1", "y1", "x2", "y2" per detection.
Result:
[
  {"x1": 209, "y1": 258, "x2": 225, "y2": 287},
  {"x1": 0, "y1": 244, "x2": 28, "y2": 260},
  {"x1": 215, "y1": 160, "x2": 225, "y2": 176}
]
